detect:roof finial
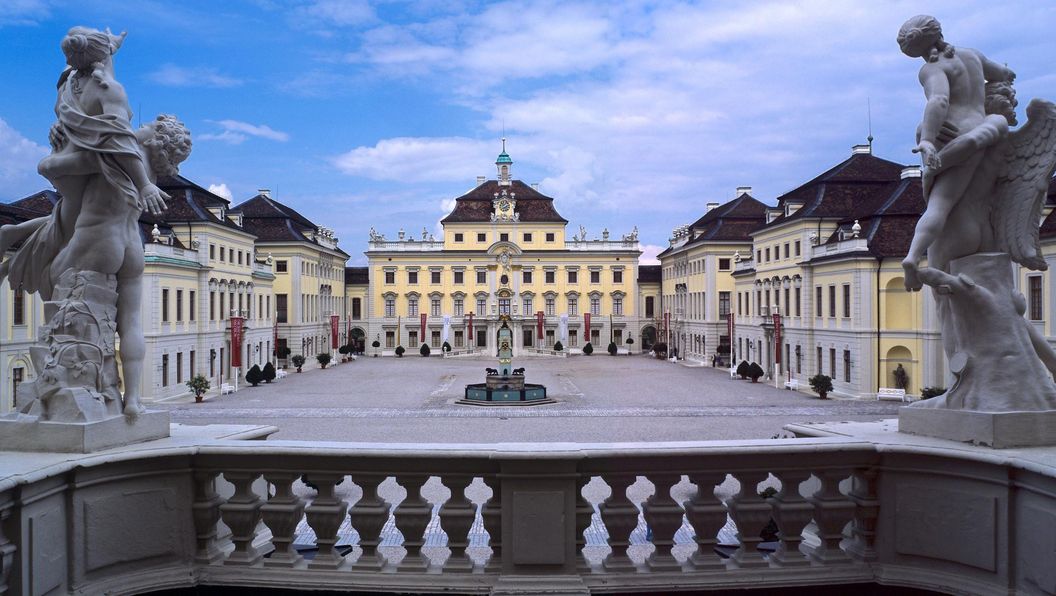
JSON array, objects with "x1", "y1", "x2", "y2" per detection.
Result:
[
  {"x1": 502, "y1": 136, "x2": 506, "y2": 153},
  {"x1": 867, "y1": 97, "x2": 874, "y2": 149}
]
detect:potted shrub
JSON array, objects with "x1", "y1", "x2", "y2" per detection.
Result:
[
  {"x1": 736, "y1": 360, "x2": 750, "y2": 380},
  {"x1": 277, "y1": 346, "x2": 292, "y2": 365},
  {"x1": 747, "y1": 362, "x2": 764, "y2": 382},
  {"x1": 582, "y1": 342, "x2": 594, "y2": 356},
  {"x1": 809, "y1": 374, "x2": 833, "y2": 399},
  {"x1": 607, "y1": 341, "x2": 618, "y2": 356},
  {"x1": 395, "y1": 345, "x2": 405, "y2": 357},
  {"x1": 262, "y1": 362, "x2": 276, "y2": 383},
  {"x1": 920, "y1": 386, "x2": 946, "y2": 399},
  {"x1": 442, "y1": 341, "x2": 452, "y2": 354},
  {"x1": 625, "y1": 337, "x2": 634, "y2": 354},
  {"x1": 338, "y1": 344, "x2": 350, "y2": 362},
  {"x1": 420, "y1": 343, "x2": 431, "y2": 357},
  {"x1": 316, "y1": 352, "x2": 332, "y2": 369},
  {"x1": 291, "y1": 354, "x2": 306, "y2": 373},
  {"x1": 652, "y1": 342, "x2": 667, "y2": 359},
  {"x1": 371, "y1": 339, "x2": 381, "y2": 357},
  {"x1": 554, "y1": 340, "x2": 564, "y2": 352},
  {"x1": 245, "y1": 364, "x2": 264, "y2": 387},
  {"x1": 186, "y1": 374, "x2": 210, "y2": 403}
]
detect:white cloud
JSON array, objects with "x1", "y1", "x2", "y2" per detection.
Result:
[
  {"x1": 199, "y1": 120, "x2": 290, "y2": 144},
  {"x1": 333, "y1": 137, "x2": 493, "y2": 183},
  {"x1": 638, "y1": 244, "x2": 664, "y2": 265},
  {"x1": 0, "y1": 0, "x2": 48, "y2": 27},
  {"x1": 207, "y1": 183, "x2": 234, "y2": 201},
  {"x1": 0, "y1": 117, "x2": 48, "y2": 198},
  {"x1": 148, "y1": 64, "x2": 243, "y2": 88},
  {"x1": 292, "y1": 0, "x2": 374, "y2": 28}
]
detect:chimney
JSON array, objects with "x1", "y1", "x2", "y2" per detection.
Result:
[
  {"x1": 476, "y1": 176, "x2": 486, "y2": 186},
  {"x1": 901, "y1": 165, "x2": 922, "y2": 179},
  {"x1": 258, "y1": 188, "x2": 271, "y2": 198},
  {"x1": 531, "y1": 183, "x2": 540, "y2": 190},
  {"x1": 706, "y1": 202, "x2": 719, "y2": 213},
  {"x1": 736, "y1": 186, "x2": 752, "y2": 197},
  {"x1": 852, "y1": 144, "x2": 872, "y2": 155}
]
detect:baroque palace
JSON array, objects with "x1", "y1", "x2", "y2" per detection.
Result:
[{"x1": 3, "y1": 139, "x2": 1055, "y2": 408}]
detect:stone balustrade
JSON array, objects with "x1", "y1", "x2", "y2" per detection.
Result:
[{"x1": 1, "y1": 422, "x2": 1054, "y2": 595}]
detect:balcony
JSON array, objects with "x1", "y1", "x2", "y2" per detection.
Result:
[
  {"x1": 809, "y1": 236, "x2": 869, "y2": 260},
  {"x1": 144, "y1": 242, "x2": 202, "y2": 266},
  {"x1": 2, "y1": 420, "x2": 1049, "y2": 595},
  {"x1": 368, "y1": 239, "x2": 446, "y2": 252},
  {"x1": 563, "y1": 238, "x2": 639, "y2": 251}
]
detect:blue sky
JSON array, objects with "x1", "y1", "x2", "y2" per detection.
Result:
[{"x1": 1, "y1": 1, "x2": 1055, "y2": 265}]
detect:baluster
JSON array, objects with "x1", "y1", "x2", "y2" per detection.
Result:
[
  {"x1": 440, "y1": 475, "x2": 476, "y2": 573},
  {"x1": 394, "y1": 474, "x2": 432, "y2": 571},
  {"x1": 575, "y1": 474, "x2": 594, "y2": 573},
  {"x1": 600, "y1": 474, "x2": 638, "y2": 572},
  {"x1": 846, "y1": 468, "x2": 879, "y2": 562},
  {"x1": 643, "y1": 474, "x2": 684, "y2": 571},
  {"x1": 683, "y1": 473, "x2": 727, "y2": 570},
  {"x1": 482, "y1": 474, "x2": 502, "y2": 573},
  {"x1": 192, "y1": 471, "x2": 227, "y2": 565},
  {"x1": 220, "y1": 471, "x2": 264, "y2": 566},
  {"x1": 305, "y1": 474, "x2": 350, "y2": 570},
  {"x1": 261, "y1": 473, "x2": 305, "y2": 568},
  {"x1": 726, "y1": 471, "x2": 770, "y2": 568},
  {"x1": 349, "y1": 474, "x2": 389, "y2": 571},
  {"x1": 806, "y1": 469, "x2": 855, "y2": 565},
  {"x1": 768, "y1": 470, "x2": 812, "y2": 567},
  {"x1": 0, "y1": 506, "x2": 14, "y2": 595}
]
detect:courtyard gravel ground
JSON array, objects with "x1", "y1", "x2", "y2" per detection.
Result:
[{"x1": 159, "y1": 354, "x2": 897, "y2": 562}]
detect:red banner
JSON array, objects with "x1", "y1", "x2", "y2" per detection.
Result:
[
  {"x1": 467, "y1": 312, "x2": 474, "y2": 340},
  {"x1": 331, "y1": 314, "x2": 339, "y2": 349},
  {"x1": 536, "y1": 311, "x2": 544, "y2": 339},
  {"x1": 230, "y1": 316, "x2": 244, "y2": 368},
  {"x1": 420, "y1": 313, "x2": 427, "y2": 343},
  {"x1": 584, "y1": 312, "x2": 591, "y2": 342},
  {"x1": 773, "y1": 313, "x2": 782, "y2": 364}
]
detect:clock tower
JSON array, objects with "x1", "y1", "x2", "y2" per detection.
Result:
[{"x1": 496, "y1": 137, "x2": 513, "y2": 186}]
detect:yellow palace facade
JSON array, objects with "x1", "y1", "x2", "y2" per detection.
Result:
[{"x1": 365, "y1": 144, "x2": 645, "y2": 356}]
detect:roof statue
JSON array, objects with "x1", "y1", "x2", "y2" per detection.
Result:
[
  {"x1": 0, "y1": 27, "x2": 189, "y2": 450},
  {"x1": 896, "y1": 16, "x2": 1056, "y2": 443}
]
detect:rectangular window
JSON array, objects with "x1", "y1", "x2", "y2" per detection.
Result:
[
  {"x1": 545, "y1": 297, "x2": 555, "y2": 316},
  {"x1": 266, "y1": 296, "x2": 271, "y2": 319},
  {"x1": 842, "y1": 284, "x2": 851, "y2": 318},
  {"x1": 523, "y1": 328, "x2": 533, "y2": 347},
  {"x1": 237, "y1": 250, "x2": 243, "y2": 265},
  {"x1": 646, "y1": 296, "x2": 654, "y2": 318},
  {"x1": 454, "y1": 233, "x2": 464, "y2": 242},
  {"x1": 12, "y1": 286, "x2": 25, "y2": 326},
  {"x1": 568, "y1": 270, "x2": 578, "y2": 284},
  {"x1": 796, "y1": 346, "x2": 802, "y2": 374},
  {"x1": 815, "y1": 286, "x2": 822, "y2": 317},
  {"x1": 210, "y1": 292, "x2": 216, "y2": 320},
  {"x1": 794, "y1": 240, "x2": 801, "y2": 256},
  {"x1": 613, "y1": 269, "x2": 623, "y2": 283},
  {"x1": 545, "y1": 271, "x2": 555, "y2": 284},
  {"x1": 477, "y1": 297, "x2": 487, "y2": 314},
  {"x1": 546, "y1": 232, "x2": 555, "y2": 242},
  {"x1": 784, "y1": 243, "x2": 789, "y2": 259},
  {"x1": 568, "y1": 297, "x2": 578, "y2": 316},
  {"x1": 765, "y1": 248, "x2": 770, "y2": 262},
  {"x1": 176, "y1": 352, "x2": 183, "y2": 384},
  {"x1": 408, "y1": 271, "x2": 418, "y2": 284},
  {"x1": 523, "y1": 233, "x2": 533, "y2": 242},
  {"x1": 219, "y1": 247, "x2": 225, "y2": 262},
  {"x1": 431, "y1": 271, "x2": 441, "y2": 284},
  {"x1": 830, "y1": 348, "x2": 836, "y2": 377},
  {"x1": 500, "y1": 233, "x2": 509, "y2": 242},
  {"x1": 12, "y1": 367, "x2": 24, "y2": 400},
  {"x1": 432, "y1": 330, "x2": 441, "y2": 348},
  {"x1": 454, "y1": 298, "x2": 464, "y2": 316},
  {"x1": 1029, "y1": 276, "x2": 1043, "y2": 320},
  {"x1": 276, "y1": 294, "x2": 288, "y2": 323},
  {"x1": 454, "y1": 271, "x2": 464, "y2": 284},
  {"x1": 189, "y1": 291, "x2": 196, "y2": 321},
  {"x1": 613, "y1": 297, "x2": 623, "y2": 315},
  {"x1": 590, "y1": 297, "x2": 601, "y2": 315},
  {"x1": 795, "y1": 288, "x2": 801, "y2": 317},
  {"x1": 844, "y1": 350, "x2": 851, "y2": 383},
  {"x1": 176, "y1": 290, "x2": 184, "y2": 322},
  {"x1": 523, "y1": 271, "x2": 533, "y2": 284},
  {"x1": 385, "y1": 271, "x2": 395, "y2": 284},
  {"x1": 590, "y1": 271, "x2": 600, "y2": 284},
  {"x1": 276, "y1": 260, "x2": 288, "y2": 273},
  {"x1": 408, "y1": 331, "x2": 418, "y2": 346},
  {"x1": 477, "y1": 328, "x2": 487, "y2": 347},
  {"x1": 591, "y1": 328, "x2": 601, "y2": 345},
  {"x1": 499, "y1": 298, "x2": 511, "y2": 315},
  {"x1": 190, "y1": 350, "x2": 196, "y2": 379},
  {"x1": 476, "y1": 270, "x2": 487, "y2": 284},
  {"x1": 719, "y1": 292, "x2": 731, "y2": 317},
  {"x1": 757, "y1": 249, "x2": 762, "y2": 262},
  {"x1": 477, "y1": 233, "x2": 487, "y2": 242},
  {"x1": 162, "y1": 354, "x2": 169, "y2": 387},
  {"x1": 385, "y1": 331, "x2": 395, "y2": 348},
  {"x1": 408, "y1": 298, "x2": 418, "y2": 316},
  {"x1": 454, "y1": 330, "x2": 464, "y2": 347},
  {"x1": 209, "y1": 244, "x2": 215, "y2": 260},
  {"x1": 431, "y1": 298, "x2": 441, "y2": 316},
  {"x1": 546, "y1": 329, "x2": 555, "y2": 347},
  {"x1": 817, "y1": 346, "x2": 823, "y2": 375},
  {"x1": 719, "y1": 258, "x2": 731, "y2": 271},
  {"x1": 162, "y1": 289, "x2": 170, "y2": 322},
  {"x1": 829, "y1": 286, "x2": 836, "y2": 318}
]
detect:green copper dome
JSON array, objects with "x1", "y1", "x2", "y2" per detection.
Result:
[{"x1": 496, "y1": 151, "x2": 512, "y2": 164}]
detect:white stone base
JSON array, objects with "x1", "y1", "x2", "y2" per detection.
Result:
[
  {"x1": 898, "y1": 407, "x2": 1056, "y2": 448},
  {"x1": 0, "y1": 410, "x2": 170, "y2": 453}
]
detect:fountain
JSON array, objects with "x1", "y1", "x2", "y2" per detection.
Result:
[{"x1": 459, "y1": 317, "x2": 551, "y2": 405}]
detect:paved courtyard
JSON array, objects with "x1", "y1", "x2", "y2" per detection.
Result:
[{"x1": 158, "y1": 353, "x2": 901, "y2": 442}]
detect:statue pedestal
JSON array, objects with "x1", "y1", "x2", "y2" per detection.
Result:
[
  {"x1": 0, "y1": 410, "x2": 170, "y2": 453},
  {"x1": 899, "y1": 407, "x2": 1056, "y2": 448}
]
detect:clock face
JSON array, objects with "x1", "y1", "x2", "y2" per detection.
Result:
[{"x1": 499, "y1": 199, "x2": 510, "y2": 212}]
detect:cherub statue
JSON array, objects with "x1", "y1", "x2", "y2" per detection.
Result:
[
  {"x1": 579, "y1": 225, "x2": 587, "y2": 241},
  {"x1": 368, "y1": 227, "x2": 377, "y2": 240}
]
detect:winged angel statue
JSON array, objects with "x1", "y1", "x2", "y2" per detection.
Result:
[{"x1": 898, "y1": 15, "x2": 1056, "y2": 410}]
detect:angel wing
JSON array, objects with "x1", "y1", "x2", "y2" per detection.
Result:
[{"x1": 992, "y1": 98, "x2": 1056, "y2": 271}]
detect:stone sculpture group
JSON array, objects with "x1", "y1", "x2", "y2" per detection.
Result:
[{"x1": 0, "y1": 27, "x2": 190, "y2": 448}]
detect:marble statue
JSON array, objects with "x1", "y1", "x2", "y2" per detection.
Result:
[
  {"x1": 0, "y1": 27, "x2": 191, "y2": 424},
  {"x1": 897, "y1": 16, "x2": 1056, "y2": 417}
]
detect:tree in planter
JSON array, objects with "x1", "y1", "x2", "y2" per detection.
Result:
[
  {"x1": 920, "y1": 386, "x2": 946, "y2": 399},
  {"x1": 338, "y1": 344, "x2": 350, "y2": 362},
  {"x1": 607, "y1": 341, "x2": 618, "y2": 356},
  {"x1": 262, "y1": 362, "x2": 276, "y2": 383},
  {"x1": 582, "y1": 342, "x2": 594, "y2": 355},
  {"x1": 809, "y1": 374, "x2": 833, "y2": 399},
  {"x1": 652, "y1": 342, "x2": 667, "y2": 359},
  {"x1": 291, "y1": 354, "x2": 306, "y2": 373},
  {"x1": 245, "y1": 364, "x2": 264, "y2": 387},
  {"x1": 747, "y1": 362, "x2": 765, "y2": 382},
  {"x1": 316, "y1": 352, "x2": 332, "y2": 369},
  {"x1": 625, "y1": 337, "x2": 634, "y2": 355},
  {"x1": 395, "y1": 345, "x2": 405, "y2": 357},
  {"x1": 420, "y1": 343, "x2": 431, "y2": 357},
  {"x1": 553, "y1": 341, "x2": 564, "y2": 352},
  {"x1": 442, "y1": 341, "x2": 452, "y2": 354},
  {"x1": 371, "y1": 339, "x2": 381, "y2": 357},
  {"x1": 186, "y1": 374, "x2": 210, "y2": 403},
  {"x1": 736, "y1": 360, "x2": 751, "y2": 380},
  {"x1": 277, "y1": 346, "x2": 292, "y2": 362}
]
